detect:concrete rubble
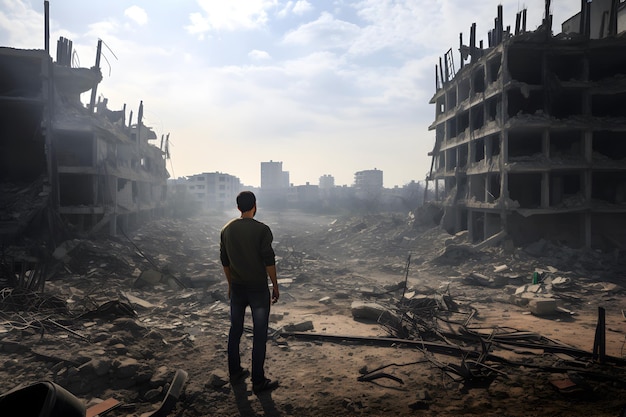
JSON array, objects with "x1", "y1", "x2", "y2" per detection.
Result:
[{"x1": 0, "y1": 212, "x2": 625, "y2": 416}]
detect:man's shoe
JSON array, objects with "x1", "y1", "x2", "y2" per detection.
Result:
[
  {"x1": 229, "y1": 368, "x2": 250, "y2": 383},
  {"x1": 252, "y1": 378, "x2": 279, "y2": 395}
]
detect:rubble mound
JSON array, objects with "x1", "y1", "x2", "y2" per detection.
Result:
[{"x1": 0, "y1": 210, "x2": 625, "y2": 417}]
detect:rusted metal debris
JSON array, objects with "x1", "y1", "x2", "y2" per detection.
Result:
[
  {"x1": 147, "y1": 369, "x2": 188, "y2": 417},
  {"x1": 357, "y1": 360, "x2": 428, "y2": 385},
  {"x1": 280, "y1": 287, "x2": 626, "y2": 388}
]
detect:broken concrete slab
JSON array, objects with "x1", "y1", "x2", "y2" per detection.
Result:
[
  {"x1": 122, "y1": 292, "x2": 156, "y2": 309},
  {"x1": 282, "y1": 320, "x2": 314, "y2": 332},
  {"x1": 205, "y1": 370, "x2": 228, "y2": 388},
  {"x1": 351, "y1": 301, "x2": 399, "y2": 325},
  {"x1": 318, "y1": 296, "x2": 332, "y2": 304},
  {"x1": 464, "y1": 272, "x2": 508, "y2": 288},
  {"x1": 528, "y1": 298, "x2": 557, "y2": 316},
  {"x1": 134, "y1": 269, "x2": 162, "y2": 287}
]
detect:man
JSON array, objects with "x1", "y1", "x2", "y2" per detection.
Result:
[{"x1": 220, "y1": 191, "x2": 280, "y2": 394}]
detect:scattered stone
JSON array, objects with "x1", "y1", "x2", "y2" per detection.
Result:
[
  {"x1": 79, "y1": 358, "x2": 111, "y2": 376},
  {"x1": 270, "y1": 312, "x2": 284, "y2": 322},
  {"x1": 282, "y1": 321, "x2": 314, "y2": 332},
  {"x1": 205, "y1": 370, "x2": 228, "y2": 388},
  {"x1": 351, "y1": 301, "x2": 399, "y2": 325},
  {"x1": 122, "y1": 292, "x2": 156, "y2": 309},
  {"x1": 115, "y1": 357, "x2": 140, "y2": 379},
  {"x1": 111, "y1": 343, "x2": 128, "y2": 355},
  {"x1": 318, "y1": 296, "x2": 332, "y2": 304},
  {"x1": 528, "y1": 298, "x2": 557, "y2": 316}
]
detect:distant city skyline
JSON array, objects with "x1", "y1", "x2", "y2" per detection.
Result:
[{"x1": 184, "y1": 163, "x2": 397, "y2": 189}]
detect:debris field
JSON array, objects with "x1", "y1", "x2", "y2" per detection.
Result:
[{"x1": 1, "y1": 210, "x2": 626, "y2": 416}]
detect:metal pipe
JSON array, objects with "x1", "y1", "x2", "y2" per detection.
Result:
[
  {"x1": 44, "y1": 1, "x2": 49, "y2": 53},
  {"x1": 89, "y1": 39, "x2": 103, "y2": 113}
]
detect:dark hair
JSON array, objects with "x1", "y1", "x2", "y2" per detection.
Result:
[{"x1": 236, "y1": 191, "x2": 256, "y2": 212}]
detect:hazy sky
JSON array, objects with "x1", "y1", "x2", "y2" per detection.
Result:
[{"x1": 0, "y1": 0, "x2": 580, "y2": 187}]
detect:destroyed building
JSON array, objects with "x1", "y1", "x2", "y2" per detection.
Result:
[
  {"x1": 0, "y1": 16, "x2": 169, "y2": 254},
  {"x1": 427, "y1": 1, "x2": 626, "y2": 249}
]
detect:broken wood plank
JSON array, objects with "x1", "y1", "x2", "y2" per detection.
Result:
[{"x1": 86, "y1": 398, "x2": 121, "y2": 417}]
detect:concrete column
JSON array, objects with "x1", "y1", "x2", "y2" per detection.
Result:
[
  {"x1": 584, "y1": 212, "x2": 592, "y2": 248},
  {"x1": 109, "y1": 213, "x2": 117, "y2": 236},
  {"x1": 456, "y1": 206, "x2": 463, "y2": 233},
  {"x1": 584, "y1": 130, "x2": 593, "y2": 164},
  {"x1": 542, "y1": 172, "x2": 550, "y2": 208},
  {"x1": 500, "y1": 131, "x2": 509, "y2": 200}
]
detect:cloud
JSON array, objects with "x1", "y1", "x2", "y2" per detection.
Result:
[
  {"x1": 124, "y1": 6, "x2": 148, "y2": 26},
  {"x1": 186, "y1": 0, "x2": 277, "y2": 36},
  {"x1": 278, "y1": 0, "x2": 314, "y2": 18},
  {"x1": 283, "y1": 12, "x2": 360, "y2": 50},
  {"x1": 185, "y1": 12, "x2": 210, "y2": 38},
  {"x1": 249, "y1": 49, "x2": 271, "y2": 60},
  {"x1": 0, "y1": 0, "x2": 45, "y2": 48},
  {"x1": 292, "y1": 1, "x2": 314, "y2": 15}
]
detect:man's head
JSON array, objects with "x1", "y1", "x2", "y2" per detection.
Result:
[{"x1": 236, "y1": 191, "x2": 256, "y2": 214}]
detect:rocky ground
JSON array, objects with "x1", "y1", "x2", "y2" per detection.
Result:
[{"x1": 1, "y1": 208, "x2": 626, "y2": 416}]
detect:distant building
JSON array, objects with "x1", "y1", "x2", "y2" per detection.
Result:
[
  {"x1": 287, "y1": 182, "x2": 320, "y2": 207},
  {"x1": 319, "y1": 174, "x2": 335, "y2": 189},
  {"x1": 261, "y1": 160, "x2": 289, "y2": 189},
  {"x1": 260, "y1": 160, "x2": 289, "y2": 208},
  {"x1": 187, "y1": 172, "x2": 241, "y2": 211},
  {"x1": 354, "y1": 169, "x2": 383, "y2": 193}
]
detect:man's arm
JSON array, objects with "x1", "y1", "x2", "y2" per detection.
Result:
[
  {"x1": 266, "y1": 264, "x2": 279, "y2": 303},
  {"x1": 223, "y1": 266, "x2": 232, "y2": 299}
]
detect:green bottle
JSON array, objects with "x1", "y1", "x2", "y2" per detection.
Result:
[{"x1": 532, "y1": 272, "x2": 539, "y2": 285}]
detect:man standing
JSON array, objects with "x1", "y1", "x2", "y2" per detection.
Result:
[{"x1": 220, "y1": 191, "x2": 280, "y2": 394}]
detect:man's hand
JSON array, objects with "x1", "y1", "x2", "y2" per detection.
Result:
[
  {"x1": 223, "y1": 266, "x2": 232, "y2": 300},
  {"x1": 271, "y1": 286, "x2": 279, "y2": 304}
]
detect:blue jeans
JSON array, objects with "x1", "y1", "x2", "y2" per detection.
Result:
[{"x1": 228, "y1": 283, "x2": 270, "y2": 384}]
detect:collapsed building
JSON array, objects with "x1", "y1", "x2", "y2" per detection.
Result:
[
  {"x1": 427, "y1": 0, "x2": 626, "y2": 249},
  {"x1": 0, "y1": 4, "x2": 169, "y2": 281}
]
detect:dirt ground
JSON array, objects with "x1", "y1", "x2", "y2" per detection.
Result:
[{"x1": 1, "y1": 209, "x2": 626, "y2": 417}]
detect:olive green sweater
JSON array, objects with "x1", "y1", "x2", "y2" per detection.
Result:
[{"x1": 220, "y1": 217, "x2": 275, "y2": 288}]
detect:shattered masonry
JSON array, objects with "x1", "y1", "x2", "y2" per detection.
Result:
[
  {"x1": 427, "y1": 1, "x2": 626, "y2": 249},
  {"x1": 0, "y1": 35, "x2": 169, "y2": 249}
]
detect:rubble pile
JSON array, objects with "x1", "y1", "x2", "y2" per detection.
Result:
[{"x1": 0, "y1": 210, "x2": 624, "y2": 416}]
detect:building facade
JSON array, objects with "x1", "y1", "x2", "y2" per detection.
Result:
[
  {"x1": 186, "y1": 172, "x2": 242, "y2": 211},
  {"x1": 0, "y1": 37, "x2": 169, "y2": 245},
  {"x1": 427, "y1": 1, "x2": 626, "y2": 249},
  {"x1": 260, "y1": 160, "x2": 289, "y2": 208},
  {"x1": 319, "y1": 174, "x2": 335, "y2": 189},
  {"x1": 354, "y1": 169, "x2": 383, "y2": 193}
]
